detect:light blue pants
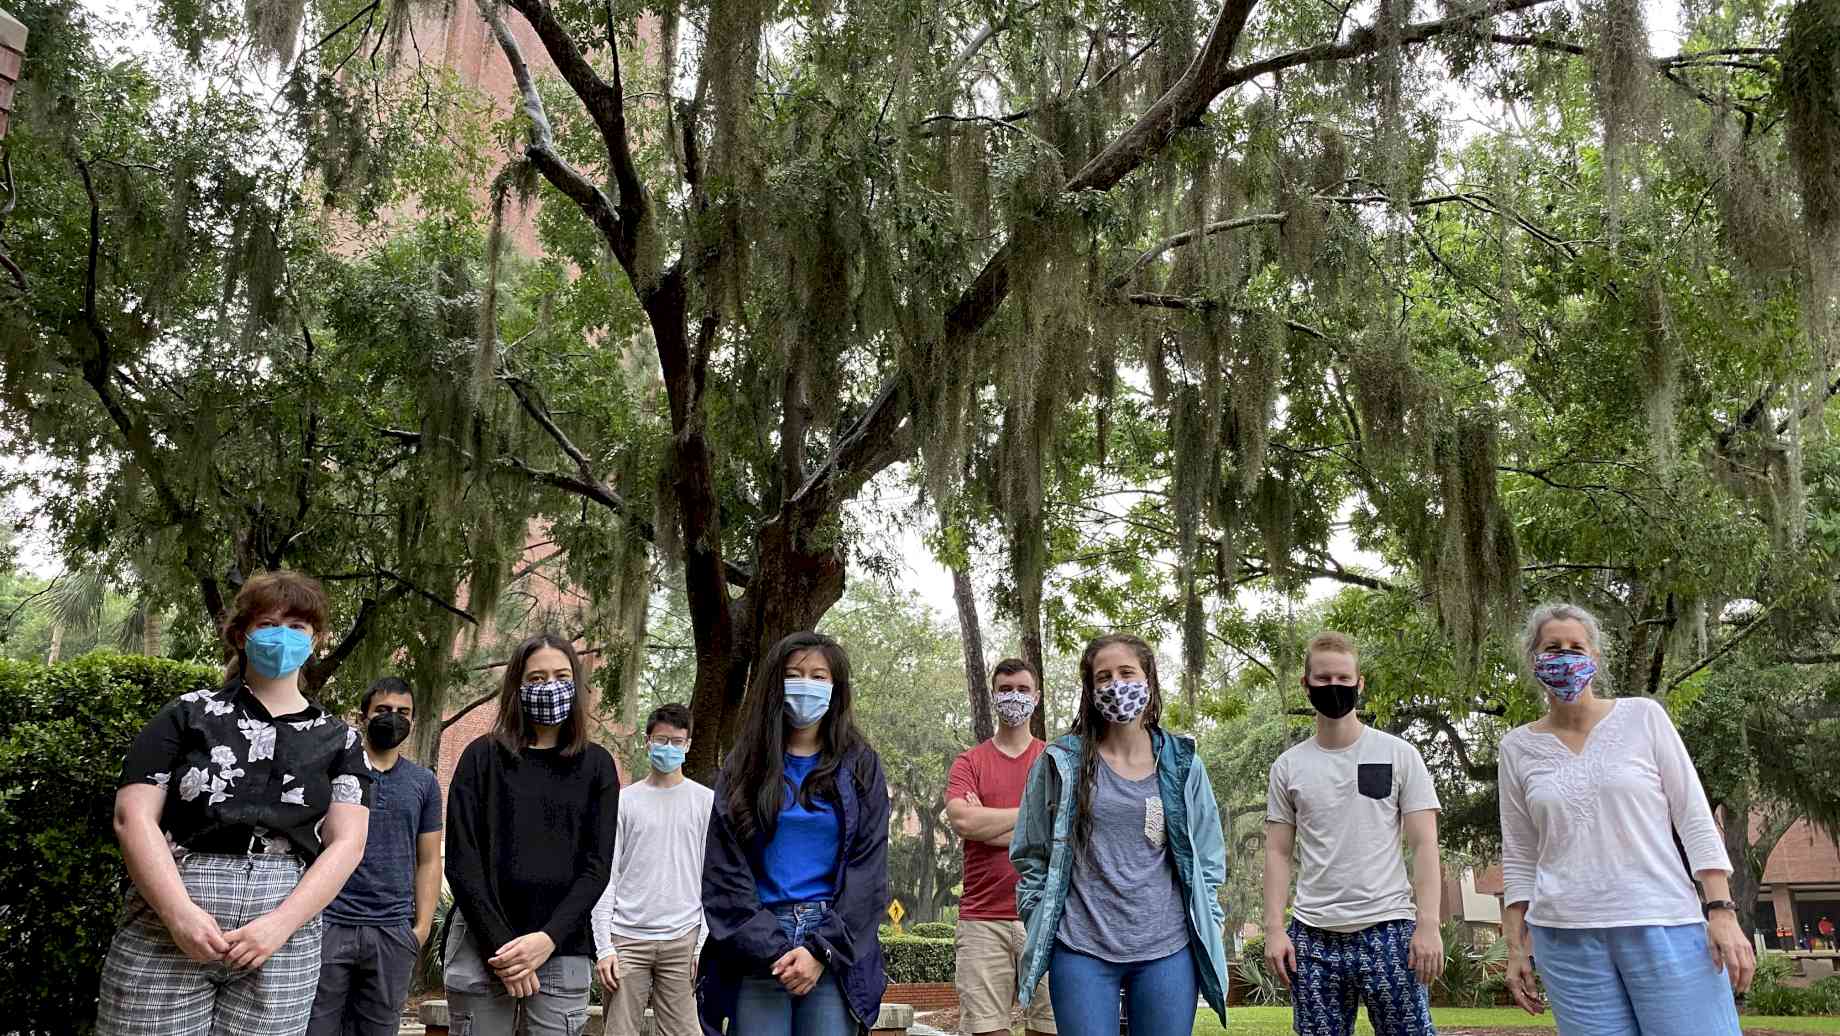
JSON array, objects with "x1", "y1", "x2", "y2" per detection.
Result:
[{"x1": 1528, "y1": 924, "x2": 1742, "y2": 1036}]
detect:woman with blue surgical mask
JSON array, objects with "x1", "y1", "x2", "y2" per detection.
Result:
[
  {"x1": 699, "y1": 632, "x2": 890, "y2": 1036},
  {"x1": 1498, "y1": 603, "x2": 1753, "y2": 1035},
  {"x1": 100, "y1": 571, "x2": 373, "y2": 1036},
  {"x1": 443, "y1": 634, "x2": 619, "y2": 1034}
]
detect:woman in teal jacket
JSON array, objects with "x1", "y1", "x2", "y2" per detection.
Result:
[{"x1": 1011, "y1": 633, "x2": 1229, "y2": 1034}]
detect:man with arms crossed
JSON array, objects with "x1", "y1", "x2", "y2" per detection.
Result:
[
  {"x1": 307, "y1": 677, "x2": 442, "y2": 1036},
  {"x1": 946, "y1": 658, "x2": 1055, "y2": 1036},
  {"x1": 592, "y1": 703, "x2": 712, "y2": 1036},
  {"x1": 1265, "y1": 632, "x2": 1444, "y2": 1036}
]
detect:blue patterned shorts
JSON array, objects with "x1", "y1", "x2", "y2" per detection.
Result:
[{"x1": 1289, "y1": 918, "x2": 1436, "y2": 1036}]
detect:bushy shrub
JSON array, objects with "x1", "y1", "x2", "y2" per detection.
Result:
[
  {"x1": 1748, "y1": 982, "x2": 1824, "y2": 1016},
  {"x1": 1752, "y1": 950, "x2": 1797, "y2": 991},
  {"x1": 0, "y1": 653, "x2": 222, "y2": 1033},
  {"x1": 1431, "y1": 921, "x2": 1509, "y2": 1008},
  {"x1": 882, "y1": 934, "x2": 955, "y2": 984},
  {"x1": 1235, "y1": 934, "x2": 1291, "y2": 1006},
  {"x1": 909, "y1": 921, "x2": 956, "y2": 940}
]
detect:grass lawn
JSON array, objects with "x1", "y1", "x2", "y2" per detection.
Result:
[{"x1": 1185, "y1": 1007, "x2": 1840, "y2": 1034}]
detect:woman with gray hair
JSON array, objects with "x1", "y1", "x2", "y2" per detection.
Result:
[{"x1": 1497, "y1": 603, "x2": 1752, "y2": 1035}]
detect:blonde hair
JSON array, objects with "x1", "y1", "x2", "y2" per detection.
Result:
[{"x1": 1303, "y1": 630, "x2": 1360, "y2": 677}]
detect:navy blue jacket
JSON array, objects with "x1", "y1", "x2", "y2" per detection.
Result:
[{"x1": 698, "y1": 743, "x2": 891, "y2": 1032}]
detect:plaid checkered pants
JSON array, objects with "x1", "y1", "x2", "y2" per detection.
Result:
[{"x1": 98, "y1": 853, "x2": 323, "y2": 1036}]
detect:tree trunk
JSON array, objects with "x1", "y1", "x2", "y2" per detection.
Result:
[
  {"x1": 142, "y1": 603, "x2": 164, "y2": 657},
  {"x1": 916, "y1": 802, "x2": 937, "y2": 923},
  {"x1": 683, "y1": 513, "x2": 846, "y2": 784},
  {"x1": 47, "y1": 623, "x2": 63, "y2": 664},
  {"x1": 954, "y1": 566, "x2": 994, "y2": 743},
  {"x1": 1721, "y1": 797, "x2": 1799, "y2": 937}
]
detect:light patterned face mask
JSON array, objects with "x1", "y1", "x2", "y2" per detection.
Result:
[
  {"x1": 1533, "y1": 652, "x2": 1596, "y2": 702},
  {"x1": 993, "y1": 690, "x2": 1037, "y2": 727},
  {"x1": 1094, "y1": 680, "x2": 1150, "y2": 724}
]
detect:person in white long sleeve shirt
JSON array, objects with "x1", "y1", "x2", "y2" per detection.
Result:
[
  {"x1": 592, "y1": 704, "x2": 713, "y2": 1036},
  {"x1": 1497, "y1": 603, "x2": 1754, "y2": 1036}
]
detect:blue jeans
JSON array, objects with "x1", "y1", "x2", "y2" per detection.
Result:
[
  {"x1": 1289, "y1": 919, "x2": 1434, "y2": 1036},
  {"x1": 732, "y1": 902, "x2": 855, "y2": 1036},
  {"x1": 1529, "y1": 924, "x2": 1742, "y2": 1036},
  {"x1": 1047, "y1": 941, "x2": 1198, "y2": 1036}
]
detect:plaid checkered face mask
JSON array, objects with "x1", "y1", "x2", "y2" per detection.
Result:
[{"x1": 520, "y1": 678, "x2": 575, "y2": 726}]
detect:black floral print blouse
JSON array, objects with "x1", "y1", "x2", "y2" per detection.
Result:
[{"x1": 120, "y1": 680, "x2": 374, "y2": 863}]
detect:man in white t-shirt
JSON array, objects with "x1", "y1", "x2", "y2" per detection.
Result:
[
  {"x1": 1264, "y1": 631, "x2": 1444, "y2": 1036},
  {"x1": 591, "y1": 703, "x2": 714, "y2": 1036}
]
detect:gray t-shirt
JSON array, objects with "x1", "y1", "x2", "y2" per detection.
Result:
[
  {"x1": 1266, "y1": 726, "x2": 1440, "y2": 933},
  {"x1": 1056, "y1": 757, "x2": 1191, "y2": 963}
]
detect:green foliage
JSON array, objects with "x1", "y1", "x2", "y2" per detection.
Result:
[
  {"x1": 908, "y1": 921, "x2": 956, "y2": 940},
  {"x1": 417, "y1": 891, "x2": 455, "y2": 997},
  {"x1": 1431, "y1": 922, "x2": 1509, "y2": 1009},
  {"x1": 881, "y1": 933, "x2": 956, "y2": 985},
  {"x1": 0, "y1": 653, "x2": 221, "y2": 1033},
  {"x1": 1733, "y1": 952, "x2": 1840, "y2": 1016},
  {"x1": 1234, "y1": 934, "x2": 1290, "y2": 1006}
]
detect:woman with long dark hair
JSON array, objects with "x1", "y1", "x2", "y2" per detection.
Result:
[
  {"x1": 444, "y1": 634, "x2": 619, "y2": 1034},
  {"x1": 699, "y1": 631, "x2": 890, "y2": 1036},
  {"x1": 1011, "y1": 633, "x2": 1229, "y2": 1035},
  {"x1": 99, "y1": 571, "x2": 373, "y2": 1036}
]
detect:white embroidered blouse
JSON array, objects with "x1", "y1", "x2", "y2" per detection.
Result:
[{"x1": 1498, "y1": 696, "x2": 1731, "y2": 929}]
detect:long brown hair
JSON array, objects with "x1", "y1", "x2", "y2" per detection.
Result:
[
  {"x1": 1070, "y1": 632, "x2": 1164, "y2": 860},
  {"x1": 720, "y1": 631, "x2": 866, "y2": 844},
  {"x1": 492, "y1": 633, "x2": 589, "y2": 757},
  {"x1": 220, "y1": 570, "x2": 330, "y2": 683}
]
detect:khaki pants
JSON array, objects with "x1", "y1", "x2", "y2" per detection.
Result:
[
  {"x1": 955, "y1": 918, "x2": 1055, "y2": 1034},
  {"x1": 605, "y1": 929, "x2": 699, "y2": 1036}
]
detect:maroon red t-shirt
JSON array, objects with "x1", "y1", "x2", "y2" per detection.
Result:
[{"x1": 947, "y1": 737, "x2": 1047, "y2": 921}]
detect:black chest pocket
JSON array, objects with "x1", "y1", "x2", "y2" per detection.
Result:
[{"x1": 1357, "y1": 763, "x2": 1394, "y2": 800}]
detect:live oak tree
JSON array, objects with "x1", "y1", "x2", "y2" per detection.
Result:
[{"x1": 6, "y1": 0, "x2": 1840, "y2": 786}]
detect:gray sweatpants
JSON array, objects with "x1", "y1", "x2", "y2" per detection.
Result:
[
  {"x1": 97, "y1": 853, "x2": 321, "y2": 1036},
  {"x1": 444, "y1": 910, "x2": 591, "y2": 1035},
  {"x1": 305, "y1": 920, "x2": 421, "y2": 1036}
]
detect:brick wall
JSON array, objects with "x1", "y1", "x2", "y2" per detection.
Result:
[
  {"x1": 0, "y1": 9, "x2": 23, "y2": 139},
  {"x1": 1764, "y1": 819, "x2": 1840, "y2": 885}
]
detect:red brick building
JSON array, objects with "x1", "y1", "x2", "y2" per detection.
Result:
[{"x1": 1757, "y1": 819, "x2": 1840, "y2": 947}]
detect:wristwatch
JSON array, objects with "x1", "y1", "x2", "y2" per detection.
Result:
[{"x1": 1704, "y1": 899, "x2": 1738, "y2": 916}]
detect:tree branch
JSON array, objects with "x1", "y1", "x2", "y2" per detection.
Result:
[
  {"x1": 500, "y1": 0, "x2": 648, "y2": 266},
  {"x1": 305, "y1": 585, "x2": 409, "y2": 690},
  {"x1": 1105, "y1": 213, "x2": 1287, "y2": 292},
  {"x1": 476, "y1": 0, "x2": 625, "y2": 257}
]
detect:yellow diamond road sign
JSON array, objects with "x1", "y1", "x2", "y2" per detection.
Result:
[{"x1": 887, "y1": 899, "x2": 905, "y2": 930}]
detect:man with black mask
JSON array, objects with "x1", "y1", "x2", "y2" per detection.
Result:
[
  {"x1": 307, "y1": 677, "x2": 443, "y2": 1036},
  {"x1": 1262, "y1": 632, "x2": 1446, "y2": 1036}
]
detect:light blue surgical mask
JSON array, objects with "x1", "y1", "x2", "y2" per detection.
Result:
[
  {"x1": 648, "y1": 742, "x2": 686, "y2": 773},
  {"x1": 783, "y1": 678, "x2": 833, "y2": 728},
  {"x1": 245, "y1": 626, "x2": 314, "y2": 679}
]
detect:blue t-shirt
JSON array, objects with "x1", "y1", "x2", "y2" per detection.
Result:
[
  {"x1": 757, "y1": 751, "x2": 841, "y2": 906},
  {"x1": 324, "y1": 755, "x2": 442, "y2": 926}
]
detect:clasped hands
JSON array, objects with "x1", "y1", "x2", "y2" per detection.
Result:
[{"x1": 490, "y1": 932, "x2": 556, "y2": 998}]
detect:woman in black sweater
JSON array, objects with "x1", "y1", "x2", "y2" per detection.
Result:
[{"x1": 444, "y1": 634, "x2": 619, "y2": 1034}]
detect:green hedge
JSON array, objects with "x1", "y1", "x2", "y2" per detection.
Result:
[
  {"x1": 883, "y1": 934, "x2": 955, "y2": 984},
  {"x1": 0, "y1": 653, "x2": 222, "y2": 1034},
  {"x1": 907, "y1": 921, "x2": 956, "y2": 940}
]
